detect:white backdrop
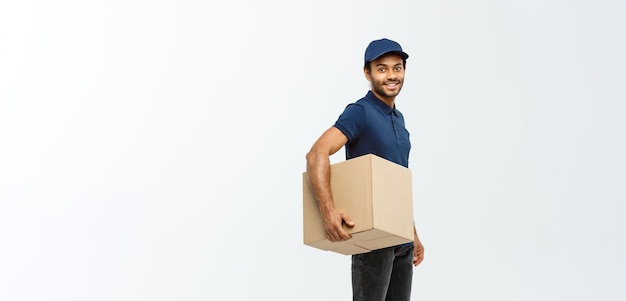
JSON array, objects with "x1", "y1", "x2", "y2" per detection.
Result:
[{"x1": 1, "y1": 0, "x2": 625, "y2": 300}]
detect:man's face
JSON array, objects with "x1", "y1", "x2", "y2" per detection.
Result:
[{"x1": 364, "y1": 53, "x2": 405, "y2": 104}]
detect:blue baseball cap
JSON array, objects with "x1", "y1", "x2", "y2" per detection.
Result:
[{"x1": 364, "y1": 38, "x2": 409, "y2": 66}]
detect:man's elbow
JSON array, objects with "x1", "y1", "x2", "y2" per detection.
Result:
[{"x1": 305, "y1": 148, "x2": 318, "y2": 165}]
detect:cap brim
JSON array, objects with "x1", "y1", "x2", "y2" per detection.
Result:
[{"x1": 368, "y1": 50, "x2": 409, "y2": 62}]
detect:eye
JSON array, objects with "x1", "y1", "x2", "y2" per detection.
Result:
[
  {"x1": 394, "y1": 66, "x2": 403, "y2": 72},
  {"x1": 378, "y1": 68, "x2": 386, "y2": 73}
]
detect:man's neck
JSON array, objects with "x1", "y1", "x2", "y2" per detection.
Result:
[{"x1": 371, "y1": 90, "x2": 396, "y2": 108}]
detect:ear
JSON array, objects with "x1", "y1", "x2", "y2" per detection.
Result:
[{"x1": 363, "y1": 67, "x2": 371, "y2": 81}]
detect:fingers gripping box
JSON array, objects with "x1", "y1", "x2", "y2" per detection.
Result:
[{"x1": 303, "y1": 154, "x2": 414, "y2": 255}]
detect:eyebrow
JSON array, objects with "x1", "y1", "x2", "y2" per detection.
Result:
[{"x1": 375, "y1": 63, "x2": 403, "y2": 68}]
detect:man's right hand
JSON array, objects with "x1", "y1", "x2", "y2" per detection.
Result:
[{"x1": 322, "y1": 207, "x2": 355, "y2": 242}]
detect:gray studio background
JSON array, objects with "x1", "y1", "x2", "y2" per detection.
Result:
[{"x1": 1, "y1": 0, "x2": 624, "y2": 300}]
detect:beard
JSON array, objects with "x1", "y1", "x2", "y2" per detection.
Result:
[{"x1": 372, "y1": 79, "x2": 403, "y2": 99}]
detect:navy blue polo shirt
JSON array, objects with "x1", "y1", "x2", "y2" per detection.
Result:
[{"x1": 334, "y1": 91, "x2": 411, "y2": 168}]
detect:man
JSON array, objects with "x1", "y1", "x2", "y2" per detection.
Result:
[{"x1": 305, "y1": 38, "x2": 424, "y2": 301}]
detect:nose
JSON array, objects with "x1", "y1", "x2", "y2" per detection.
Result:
[{"x1": 387, "y1": 69, "x2": 398, "y2": 80}]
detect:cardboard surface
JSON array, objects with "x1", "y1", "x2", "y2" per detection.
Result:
[{"x1": 303, "y1": 154, "x2": 414, "y2": 255}]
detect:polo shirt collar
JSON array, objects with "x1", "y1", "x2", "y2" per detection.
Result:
[{"x1": 365, "y1": 90, "x2": 396, "y2": 115}]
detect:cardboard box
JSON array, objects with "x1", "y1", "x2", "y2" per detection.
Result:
[{"x1": 303, "y1": 154, "x2": 414, "y2": 255}]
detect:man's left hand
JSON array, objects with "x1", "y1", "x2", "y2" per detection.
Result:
[{"x1": 413, "y1": 235, "x2": 424, "y2": 267}]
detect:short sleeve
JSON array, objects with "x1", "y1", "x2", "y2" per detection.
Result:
[{"x1": 333, "y1": 103, "x2": 366, "y2": 143}]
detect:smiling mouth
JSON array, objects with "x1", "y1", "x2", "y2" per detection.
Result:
[{"x1": 385, "y1": 82, "x2": 400, "y2": 88}]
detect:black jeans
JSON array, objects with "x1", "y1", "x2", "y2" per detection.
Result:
[{"x1": 352, "y1": 244, "x2": 414, "y2": 301}]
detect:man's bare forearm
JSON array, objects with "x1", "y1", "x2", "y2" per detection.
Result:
[{"x1": 306, "y1": 149, "x2": 335, "y2": 214}]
